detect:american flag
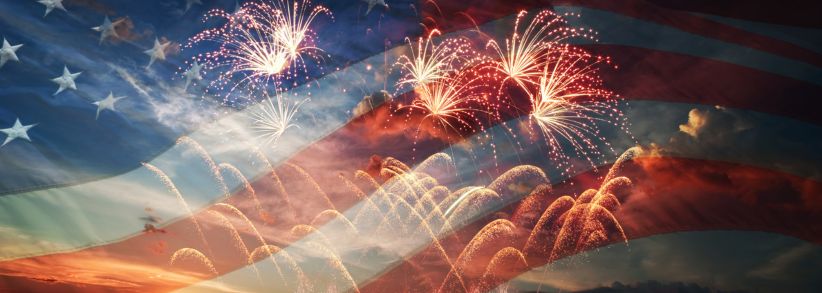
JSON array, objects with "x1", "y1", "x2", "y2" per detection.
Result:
[{"x1": 0, "y1": 0, "x2": 820, "y2": 292}]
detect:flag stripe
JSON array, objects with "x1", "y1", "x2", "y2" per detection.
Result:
[
  {"x1": 357, "y1": 157, "x2": 822, "y2": 293},
  {"x1": 2, "y1": 101, "x2": 820, "y2": 291},
  {"x1": 561, "y1": 0, "x2": 822, "y2": 66},
  {"x1": 426, "y1": 0, "x2": 822, "y2": 67},
  {"x1": 643, "y1": 0, "x2": 822, "y2": 28}
]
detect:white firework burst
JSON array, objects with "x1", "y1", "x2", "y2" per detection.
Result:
[{"x1": 250, "y1": 92, "x2": 308, "y2": 146}]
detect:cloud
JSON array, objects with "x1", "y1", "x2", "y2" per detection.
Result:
[
  {"x1": 0, "y1": 252, "x2": 204, "y2": 291},
  {"x1": 748, "y1": 243, "x2": 822, "y2": 282},
  {"x1": 678, "y1": 108, "x2": 708, "y2": 137},
  {"x1": 509, "y1": 231, "x2": 822, "y2": 293},
  {"x1": 633, "y1": 104, "x2": 822, "y2": 181},
  {"x1": 110, "y1": 62, "x2": 221, "y2": 131}
]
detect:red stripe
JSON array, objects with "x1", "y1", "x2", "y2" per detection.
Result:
[
  {"x1": 1, "y1": 48, "x2": 820, "y2": 291},
  {"x1": 359, "y1": 157, "x2": 822, "y2": 292},
  {"x1": 425, "y1": 0, "x2": 822, "y2": 67},
  {"x1": 645, "y1": 0, "x2": 822, "y2": 28},
  {"x1": 594, "y1": 45, "x2": 822, "y2": 125},
  {"x1": 568, "y1": 0, "x2": 822, "y2": 67}
]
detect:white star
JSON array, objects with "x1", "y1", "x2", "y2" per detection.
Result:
[
  {"x1": 51, "y1": 65, "x2": 82, "y2": 96},
  {"x1": 91, "y1": 16, "x2": 124, "y2": 45},
  {"x1": 184, "y1": 0, "x2": 202, "y2": 12},
  {"x1": 37, "y1": 0, "x2": 67, "y2": 17},
  {"x1": 1, "y1": 118, "x2": 36, "y2": 147},
  {"x1": 93, "y1": 92, "x2": 125, "y2": 120},
  {"x1": 0, "y1": 38, "x2": 22, "y2": 69},
  {"x1": 144, "y1": 38, "x2": 170, "y2": 68},
  {"x1": 183, "y1": 61, "x2": 203, "y2": 90},
  {"x1": 363, "y1": 0, "x2": 388, "y2": 15}
]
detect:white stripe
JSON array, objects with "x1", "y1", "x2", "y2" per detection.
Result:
[{"x1": 176, "y1": 101, "x2": 822, "y2": 292}]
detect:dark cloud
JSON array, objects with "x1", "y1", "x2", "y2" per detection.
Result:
[
  {"x1": 642, "y1": 105, "x2": 822, "y2": 181},
  {"x1": 574, "y1": 280, "x2": 749, "y2": 293},
  {"x1": 511, "y1": 231, "x2": 822, "y2": 293}
]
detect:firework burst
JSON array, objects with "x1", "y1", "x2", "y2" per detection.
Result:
[
  {"x1": 528, "y1": 45, "x2": 620, "y2": 171},
  {"x1": 408, "y1": 72, "x2": 485, "y2": 134},
  {"x1": 187, "y1": 0, "x2": 331, "y2": 104},
  {"x1": 395, "y1": 29, "x2": 473, "y2": 89},
  {"x1": 487, "y1": 10, "x2": 597, "y2": 94},
  {"x1": 394, "y1": 28, "x2": 497, "y2": 139},
  {"x1": 250, "y1": 91, "x2": 307, "y2": 146}
]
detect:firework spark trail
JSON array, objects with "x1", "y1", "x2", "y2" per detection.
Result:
[
  {"x1": 415, "y1": 152, "x2": 456, "y2": 176},
  {"x1": 382, "y1": 156, "x2": 412, "y2": 173},
  {"x1": 170, "y1": 248, "x2": 218, "y2": 276},
  {"x1": 207, "y1": 210, "x2": 260, "y2": 281},
  {"x1": 523, "y1": 195, "x2": 575, "y2": 257},
  {"x1": 393, "y1": 26, "x2": 502, "y2": 156},
  {"x1": 477, "y1": 247, "x2": 528, "y2": 293},
  {"x1": 528, "y1": 45, "x2": 621, "y2": 173},
  {"x1": 443, "y1": 187, "x2": 501, "y2": 224},
  {"x1": 284, "y1": 163, "x2": 336, "y2": 210},
  {"x1": 187, "y1": 0, "x2": 331, "y2": 103},
  {"x1": 269, "y1": 0, "x2": 332, "y2": 73},
  {"x1": 395, "y1": 29, "x2": 473, "y2": 89},
  {"x1": 414, "y1": 186, "x2": 452, "y2": 227},
  {"x1": 601, "y1": 146, "x2": 643, "y2": 185},
  {"x1": 487, "y1": 165, "x2": 549, "y2": 198},
  {"x1": 487, "y1": 10, "x2": 598, "y2": 93},
  {"x1": 340, "y1": 174, "x2": 386, "y2": 225},
  {"x1": 415, "y1": 185, "x2": 449, "y2": 214},
  {"x1": 176, "y1": 136, "x2": 229, "y2": 198},
  {"x1": 214, "y1": 203, "x2": 268, "y2": 247},
  {"x1": 355, "y1": 170, "x2": 392, "y2": 208},
  {"x1": 289, "y1": 224, "x2": 337, "y2": 255},
  {"x1": 310, "y1": 209, "x2": 359, "y2": 235},
  {"x1": 371, "y1": 191, "x2": 465, "y2": 290},
  {"x1": 218, "y1": 163, "x2": 265, "y2": 218},
  {"x1": 250, "y1": 245, "x2": 312, "y2": 293},
  {"x1": 212, "y1": 202, "x2": 290, "y2": 286},
  {"x1": 250, "y1": 91, "x2": 307, "y2": 146},
  {"x1": 250, "y1": 147, "x2": 294, "y2": 212},
  {"x1": 375, "y1": 191, "x2": 420, "y2": 235},
  {"x1": 380, "y1": 168, "x2": 428, "y2": 203},
  {"x1": 509, "y1": 184, "x2": 552, "y2": 229},
  {"x1": 304, "y1": 242, "x2": 361, "y2": 293},
  {"x1": 407, "y1": 70, "x2": 490, "y2": 135},
  {"x1": 142, "y1": 163, "x2": 212, "y2": 256},
  {"x1": 438, "y1": 219, "x2": 516, "y2": 293}
]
